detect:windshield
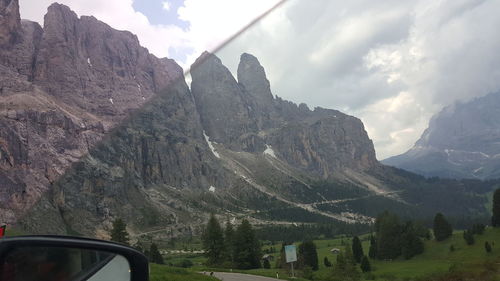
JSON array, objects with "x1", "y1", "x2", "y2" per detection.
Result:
[{"x1": 2, "y1": 0, "x2": 500, "y2": 280}]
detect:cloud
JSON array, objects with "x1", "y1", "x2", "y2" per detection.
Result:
[
  {"x1": 216, "y1": 0, "x2": 500, "y2": 159},
  {"x1": 19, "y1": 0, "x2": 280, "y2": 69},
  {"x1": 18, "y1": 0, "x2": 500, "y2": 160},
  {"x1": 162, "y1": 1, "x2": 171, "y2": 11},
  {"x1": 19, "y1": 0, "x2": 188, "y2": 61}
]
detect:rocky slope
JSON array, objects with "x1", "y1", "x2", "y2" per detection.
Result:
[
  {"x1": 0, "y1": 0, "x2": 181, "y2": 225},
  {"x1": 383, "y1": 92, "x2": 500, "y2": 179},
  {"x1": 1, "y1": 1, "x2": 494, "y2": 238}
]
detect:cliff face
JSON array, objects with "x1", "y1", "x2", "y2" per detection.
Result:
[
  {"x1": 383, "y1": 92, "x2": 500, "y2": 179},
  {"x1": 0, "y1": 1, "x2": 182, "y2": 225},
  {"x1": 0, "y1": 0, "x2": 21, "y2": 47},
  {"x1": 18, "y1": 49, "x2": 381, "y2": 236},
  {"x1": 191, "y1": 52, "x2": 377, "y2": 178},
  {"x1": 34, "y1": 4, "x2": 181, "y2": 126}
]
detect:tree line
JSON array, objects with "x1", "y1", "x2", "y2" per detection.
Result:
[
  {"x1": 202, "y1": 215, "x2": 261, "y2": 269},
  {"x1": 108, "y1": 218, "x2": 164, "y2": 264},
  {"x1": 103, "y1": 187, "x2": 500, "y2": 275}
]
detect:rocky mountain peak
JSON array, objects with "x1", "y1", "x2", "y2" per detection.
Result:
[
  {"x1": 237, "y1": 53, "x2": 274, "y2": 111},
  {"x1": 190, "y1": 51, "x2": 256, "y2": 148},
  {"x1": 383, "y1": 91, "x2": 500, "y2": 179},
  {"x1": 45, "y1": 2, "x2": 77, "y2": 22},
  {"x1": 0, "y1": 1, "x2": 184, "y2": 226},
  {"x1": 0, "y1": 0, "x2": 21, "y2": 46}
]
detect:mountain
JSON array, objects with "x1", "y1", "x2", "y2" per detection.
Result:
[
  {"x1": 0, "y1": 1, "x2": 494, "y2": 238},
  {"x1": 383, "y1": 92, "x2": 500, "y2": 180},
  {"x1": 0, "y1": 0, "x2": 181, "y2": 225}
]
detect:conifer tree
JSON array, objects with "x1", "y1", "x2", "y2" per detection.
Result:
[
  {"x1": 263, "y1": 259, "x2": 271, "y2": 269},
  {"x1": 433, "y1": 213, "x2": 452, "y2": 241},
  {"x1": 331, "y1": 248, "x2": 361, "y2": 281},
  {"x1": 360, "y1": 256, "x2": 371, "y2": 272},
  {"x1": 485, "y1": 241, "x2": 492, "y2": 253},
  {"x1": 202, "y1": 214, "x2": 225, "y2": 265},
  {"x1": 298, "y1": 241, "x2": 319, "y2": 270},
  {"x1": 223, "y1": 220, "x2": 235, "y2": 264},
  {"x1": 233, "y1": 219, "x2": 261, "y2": 269},
  {"x1": 375, "y1": 211, "x2": 402, "y2": 259},
  {"x1": 324, "y1": 256, "x2": 332, "y2": 267},
  {"x1": 492, "y1": 188, "x2": 500, "y2": 227},
  {"x1": 149, "y1": 243, "x2": 164, "y2": 264},
  {"x1": 109, "y1": 218, "x2": 129, "y2": 245},
  {"x1": 368, "y1": 235, "x2": 377, "y2": 259},
  {"x1": 463, "y1": 230, "x2": 475, "y2": 245},
  {"x1": 401, "y1": 222, "x2": 424, "y2": 260},
  {"x1": 275, "y1": 243, "x2": 287, "y2": 269},
  {"x1": 352, "y1": 236, "x2": 364, "y2": 263}
]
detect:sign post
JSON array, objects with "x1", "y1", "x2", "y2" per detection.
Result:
[{"x1": 285, "y1": 245, "x2": 297, "y2": 278}]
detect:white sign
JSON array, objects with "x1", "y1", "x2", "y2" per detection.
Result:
[{"x1": 285, "y1": 245, "x2": 297, "y2": 263}]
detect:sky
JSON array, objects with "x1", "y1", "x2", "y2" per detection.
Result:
[{"x1": 20, "y1": 0, "x2": 500, "y2": 160}]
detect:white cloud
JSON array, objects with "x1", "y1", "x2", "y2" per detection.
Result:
[
  {"x1": 217, "y1": 0, "x2": 500, "y2": 159},
  {"x1": 19, "y1": 0, "x2": 280, "y2": 70},
  {"x1": 19, "y1": 0, "x2": 187, "y2": 61},
  {"x1": 162, "y1": 1, "x2": 171, "y2": 11},
  {"x1": 176, "y1": 0, "x2": 282, "y2": 69},
  {"x1": 18, "y1": 0, "x2": 500, "y2": 160}
]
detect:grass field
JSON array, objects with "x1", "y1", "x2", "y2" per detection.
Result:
[
  {"x1": 149, "y1": 264, "x2": 219, "y2": 281},
  {"x1": 160, "y1": 227, "x2": 500, "y2": 280},
  {"x1": 6, "y1": 223, "x2": 499, "y2": 280}
]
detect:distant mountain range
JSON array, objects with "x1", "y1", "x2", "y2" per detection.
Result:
[
  {"x1": 0, "y1": 0, "x2": 496, "y2": 239},
  {"x1": 383, "y1": 91, "x2": 500, "y2": 180}
]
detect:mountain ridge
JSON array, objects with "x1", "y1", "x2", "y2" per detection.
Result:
[
  {"x1": 0, "y1": 1, "x2": 494, "y2": 239},
  {"x1": 383, "y1": 91, "x2": 500, "y2": 180}
]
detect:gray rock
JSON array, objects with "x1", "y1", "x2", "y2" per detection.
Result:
[{"x1": 383, "y1": 91, "x2": 500, "y2": 179}]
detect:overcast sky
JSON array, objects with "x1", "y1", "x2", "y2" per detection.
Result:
[{"x1": 21, "y1": 0, "x2": 500, "y2": 160}]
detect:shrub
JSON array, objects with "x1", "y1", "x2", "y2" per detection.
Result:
[
  {"x1": 485, "y1": 241, "x2": 492, "y2": 253},
  {"x1": 463, "y1": 230, "x2": 474, "y2": 245}
]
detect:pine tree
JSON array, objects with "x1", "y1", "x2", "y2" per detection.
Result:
[
  {"x1": 263, "y1": 259, "x2": 271, "y2": 269},
  {"x1": 223, "y1": 220, "x2": 235, "y2": 264},
  {"x1": 463, "y1": 230, "x2": 475, "y2": 245},
  {"x1": 202, "y1": 214, "x2": 225, "y2": 265},
  {"x1": 324, "y1": 256, "x2": 332, "y2": 267},
  {"x1": 433, "y1": 213, "x2": 452, "y2": 241},
  {"x1": 149, "y1": 243, "x2": 164, "y2": 264},
  {"x1": 344, "y1": 243, "x2": 356, "y2": 265},
  {"x1": 109, "y1": 218, "x2": 129, "y2": 245},
  {"x1": 331, "y1": 250, "x2": 361, "y2": 281},
  {"x1": 352, "y1": 236, "x2": 364, "y2": 263},
  {"x1": 485, "y1": 241, "x2": 492, "y2": 253},
  {"x1": 233, "y1": 219, "x2": 261, "y2": 269},
  {"x1": 401, "y1": 222, "x2": 424, "y2": 260},
  {"x1": 375, "y1": 211, "x2": 402, "y2": 259},
  {"x1": 492, "y1": 188, "x2": 500, "y2": 227},
  {"x1": 368, "y1": 235, "x2": 377, "y2": 259},
  {"x1": 360, "y1": 256, "x2": 371, "y2": 272},
  {"x1": 298, "y1": 241, "x2": 319, "y2": 270}
]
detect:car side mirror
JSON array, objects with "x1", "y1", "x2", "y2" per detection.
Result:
[{"x1": 0, "y1": 236, "x2": 148, "y2": 281}]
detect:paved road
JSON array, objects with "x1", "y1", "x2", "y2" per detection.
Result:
[{"x1": 206, "y1": 272, "x2": 280, "y2": 281}]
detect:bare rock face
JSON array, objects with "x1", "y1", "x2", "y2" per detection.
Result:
[
  {"x1": 384, "y1": 91, "x2": 500, "y2": 179},
  {"x1": 34, "y1": 3, "x2": 182, "y2": 128},
  {"x1": 0, "y1": 0, "x2": 21, "y2": 46},
  {"x1": 190, "y1": 52, "x2": 257, "y2": 149},
  {"x1": 0, "y1": 2, "x2": 182, "y2": 225},
  {"x1": 269, "y1": 111, "x2": 377, "y2": 178},
  {"x1": 237, "y1": 53, "x2": 276, "y2": 130},
  {"x1": 191, "y1": 52, "x2": 378, "y2": 178}
]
